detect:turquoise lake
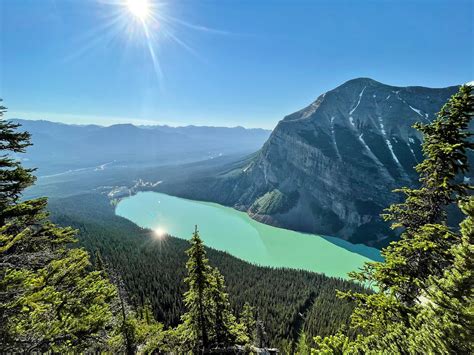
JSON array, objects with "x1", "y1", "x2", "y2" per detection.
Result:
[{"x1": 115, "y1": 191, "x2": 382, "y2": 279}]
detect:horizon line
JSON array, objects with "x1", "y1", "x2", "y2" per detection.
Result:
[{"x1": 6, "y1": 112, "x2": 274, "y2": 131}]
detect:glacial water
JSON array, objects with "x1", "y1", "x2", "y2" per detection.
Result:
[{"x1": 115, "y1": 191, "x2": 382, "y2": 279}]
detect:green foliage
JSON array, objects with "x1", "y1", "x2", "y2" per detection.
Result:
[
  {"x1": 180, "y1": 227, "x2": 215, "y2": 351},
  {"x1": 178, "y1": 228, "x2": 245, "y2": 352},
  {"x1": 0, "y1": 104, "x2": 116, "y2": 352},
  {"x1": 379, "y1": 84, "x2": 473, "y2": 302},
  {"x1": 108, "y1": 301, "x2": 166, "y2": 354},
  {"x1": 48, "y1": 192, "x2": 366, "y2": 350},
  {"x1": 385, "y1": 85, "x2": 473, "y2": 230},
  {"x1": 94, "y1": 249, "x2": 106, "y2": 271},
  {"x1": 250, "y1": 189, "x2": 299, "y2": 215},
  {"x1": 240, "y1": 302, "x2": 257, "y2": 344},
  {"x1": 312, "y1": 85, "x2": 473, "y2": 353},
  {"x1": 412, "y1": 199, "x2": 473, "y2": 353},
  {"x1": 210, "y1": 267, "x2": 246, "y2": 346},
  {"x1": 3, "y1": 249, "x2": 116, "y2": 351},
  {"x1": 0, "y1": 102, "x2": 35, "y2": 220},
  {"x1": 295, "y1": 332, "x2": 310, "y2": 354}
]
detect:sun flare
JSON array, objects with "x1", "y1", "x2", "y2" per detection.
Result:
[
  {"x1": 154, "y1": 227, "x2": 166, "y2": 239},
  {"x1": 126, "y1": 0, "x2": 151, "y2": 21}
]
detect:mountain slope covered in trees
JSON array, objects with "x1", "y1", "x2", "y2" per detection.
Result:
[
  {"x1": 2, "y1": 84, "x2": 471, "y2": 353},
  {"x1": 48, "y1": 192, "x2": 366, "y2": 351},
  {"x1": 0, "y1": 105, "x2": 117, "y2": 351},
  {"x1": 2, "y1": 101, "x2": 366, "y2": 352}
]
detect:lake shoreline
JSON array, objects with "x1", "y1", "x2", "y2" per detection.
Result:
[{"x1": 115, "y1": 191, "x2": 381, "y2": 279}]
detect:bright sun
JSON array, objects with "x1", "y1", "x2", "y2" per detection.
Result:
[
  {"x1": 154, "y1": 227, "x2": 166, "y2": 239},
  {"x1": 126, "y1": 0, "x2": 151, "y2": 20}
]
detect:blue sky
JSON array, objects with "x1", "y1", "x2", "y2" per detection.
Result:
[{"x1": 1, "y1": 0, "x2": 473, "y2": 129}]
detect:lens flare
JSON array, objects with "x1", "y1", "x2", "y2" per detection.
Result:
[
  {"x1": 67, "y1": 0, "x2": 231, "y2": 88},
  {"x1": 126, "y1": 0, "x2": 151, "y2": 21},
  {"x1": 154, "y1": 227, "x2": 166, "y2": 239}
]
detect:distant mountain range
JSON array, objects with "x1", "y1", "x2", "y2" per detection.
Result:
[
  {"x1": 157, "y1": 78, "x2": 472, "y2": 247},
  {"x1": 11, "y1": 119, "x2": 271, "y2": 175}
]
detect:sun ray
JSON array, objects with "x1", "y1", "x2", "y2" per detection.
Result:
[
  {"x1": 142, "y1": 21, "x2": 163, "y2": 81},
  {"x1": 63, "y1": 0, "x2": 234, "y2": 88},
  {"x1": 126, "y1": 0, "x2": 151, "y2": 20}
]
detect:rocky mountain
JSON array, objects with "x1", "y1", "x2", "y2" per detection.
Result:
[
  {"x1": 11, "y1": 119, "x2": 271, "y2": 175},
  {"x1": 160, "y1": 78, "x2": 468, "y2": 247}
]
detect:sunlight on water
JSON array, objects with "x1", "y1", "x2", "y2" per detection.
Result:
[
  {"x1": 116, "y1": 191, "x2": 381, "y2": 279},
  {"x1": 153, "y1": 226, "x2": 167, "y2": 239}
]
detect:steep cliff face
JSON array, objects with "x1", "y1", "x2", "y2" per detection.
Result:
[
  {"x1": 161, "y1": 78, "x2": 464, "y2": 246},
  {"x1": 224, "y1": 78, "x2": 461, "y2": 245}
]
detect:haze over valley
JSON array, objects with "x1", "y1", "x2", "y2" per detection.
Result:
[
  {"x1": 13, "y1": 119, "x2": 270, "y2": 175},
  {"x1": 1, "y1": 0, "x2": 472, "y2": 352},
  {"x1": 22, "y1": 78, "x2": 472, "y2": 251}
]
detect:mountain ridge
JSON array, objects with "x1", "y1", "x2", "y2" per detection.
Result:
[
  {"x1": 11, "y1": 119, "x2": 271, "y2": 175},
  {"x1": 11, "y1": 118, "x2": 270, "y2": 132},
  {"x1": 157, "y1": 78, "x2": 469, "y2": 247}
]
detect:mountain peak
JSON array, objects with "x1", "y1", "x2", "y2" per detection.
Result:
[
  {"x1": 338, "y1": 77, "x2": 385, "y2": 89},
  {"x1": 344, "y1": 77, "x2": 379, "y2": 84},
  {"x1": 200, "y1": 81, "x2": 463, "y2": 247}
]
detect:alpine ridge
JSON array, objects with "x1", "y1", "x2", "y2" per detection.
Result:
[{"x1": 160, "y1": 78, "x2": 469, "y2": 246}]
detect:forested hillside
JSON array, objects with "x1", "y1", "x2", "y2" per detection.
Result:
[
  {"x1": 48, "y1": 192, "x2": 365, "y2": 351},
  {"x1": 2, "y1": 0, "x2": 472, "y2": 351},
  {"x1": 2, "y1": 85, "x2": 472, "y2": 353}
]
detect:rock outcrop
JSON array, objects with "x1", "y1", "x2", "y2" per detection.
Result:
[{"x1": 161, "y1": 78, "x2": 467, "y2": 246}]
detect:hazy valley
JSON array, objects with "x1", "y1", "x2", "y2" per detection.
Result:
[{"x1": 2, "y1": 2, "x2": 472, "y2": 350}]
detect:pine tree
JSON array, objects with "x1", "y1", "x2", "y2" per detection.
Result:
[
  {"x1": 181, "y1": 226, "x2": 214, "y2": 352},
  {"x1": 377, "y1": 84, "x2": 473, "y2": 305},
  {"x1": 210, "y1": 267, "x2": 240, "y2": 347},
  {"x1": 0, "y1": 101, "x2": 36, "y2": 224},
  {"x1": 295, "y1": 331, "x2": 310, "y2": 354},
  {"x1": 179, "y1": 227, "x2": 245, "y2": 352},
  {"x1": 105, "y1": 263, "x2": 137, "y2": 355},
  {"x1": 94, "y1": 249, "x2": 106, "y2": 271},
  {"x1": 240, "y1": 302, "x2": 256, "y2": 344},
  {"x1": 255, "y1": 319, "x2": 268, "y2": 348},
  {"x1": 313, "y1": 85, "x2": 473, "y2": 353},
  {"x1": 107, "y1": 299, "x2": 166, "y2": 354},
  {"x1": 408, "y1": 198, "x2": 474, "y2": 353},
  {"x1": 0, "y1": 104, "x2": 116, "y2": 352}
]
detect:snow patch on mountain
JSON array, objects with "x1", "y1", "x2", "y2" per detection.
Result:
[
  {"x1": 409, "y1": 105, "x2": 423, "y2": 116},
  {"x1": 349, "y1": 86, "x2": 367, "y2": 115},
  {"x1": 330, "y1": 116, "x2": 342, "y2": 160},
  {"x1": 386, "y1": 138, "x2": 401, "y2": 166},
  {"x1": 377, "y1": 116, "x2": 402, "y2": 167},
  {"x1": 358, "y1": 133, "x2": 385, "y2": 168}
]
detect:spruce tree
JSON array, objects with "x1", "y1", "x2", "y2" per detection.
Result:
[
  {"x1": 94, "y1": 249, "x2": 106, "y2": 271},
  {"x1": 179, "y1": 227, "x2": 244, "y2": 352},
  {"x1": 108, "y1": 300, "x2": 165, "y2": 354},
  {"x1": 240, "y1": 302, "x2": 256, "y2": 344},
  {"x1": 295, "y1": 331, "x2": 310, "y2": 354},
  {"x1": 377, "y1": 84, "x2": 474, "y2": 305},
  {"x1": 255, "y1": 320, "x2": 268, "y2": 348},
  {"x1": 0, "y1": 104, "x2": 116, "y2": 351},
  {"x1": 313, "y1": 85, "x2": 473, "y2": 353},
  {"x1": 181, "y1": 226, "x2": 214, "y2": 352},
  {"x1": 210, "y1": 267, "x2": 240, "y2": 347},
  {"x1": 0, "y1": 101, "x2": 35, "y2": 224},
  {"x1": 408, "y1": 198, "x2": 473, "y2": 353}
]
